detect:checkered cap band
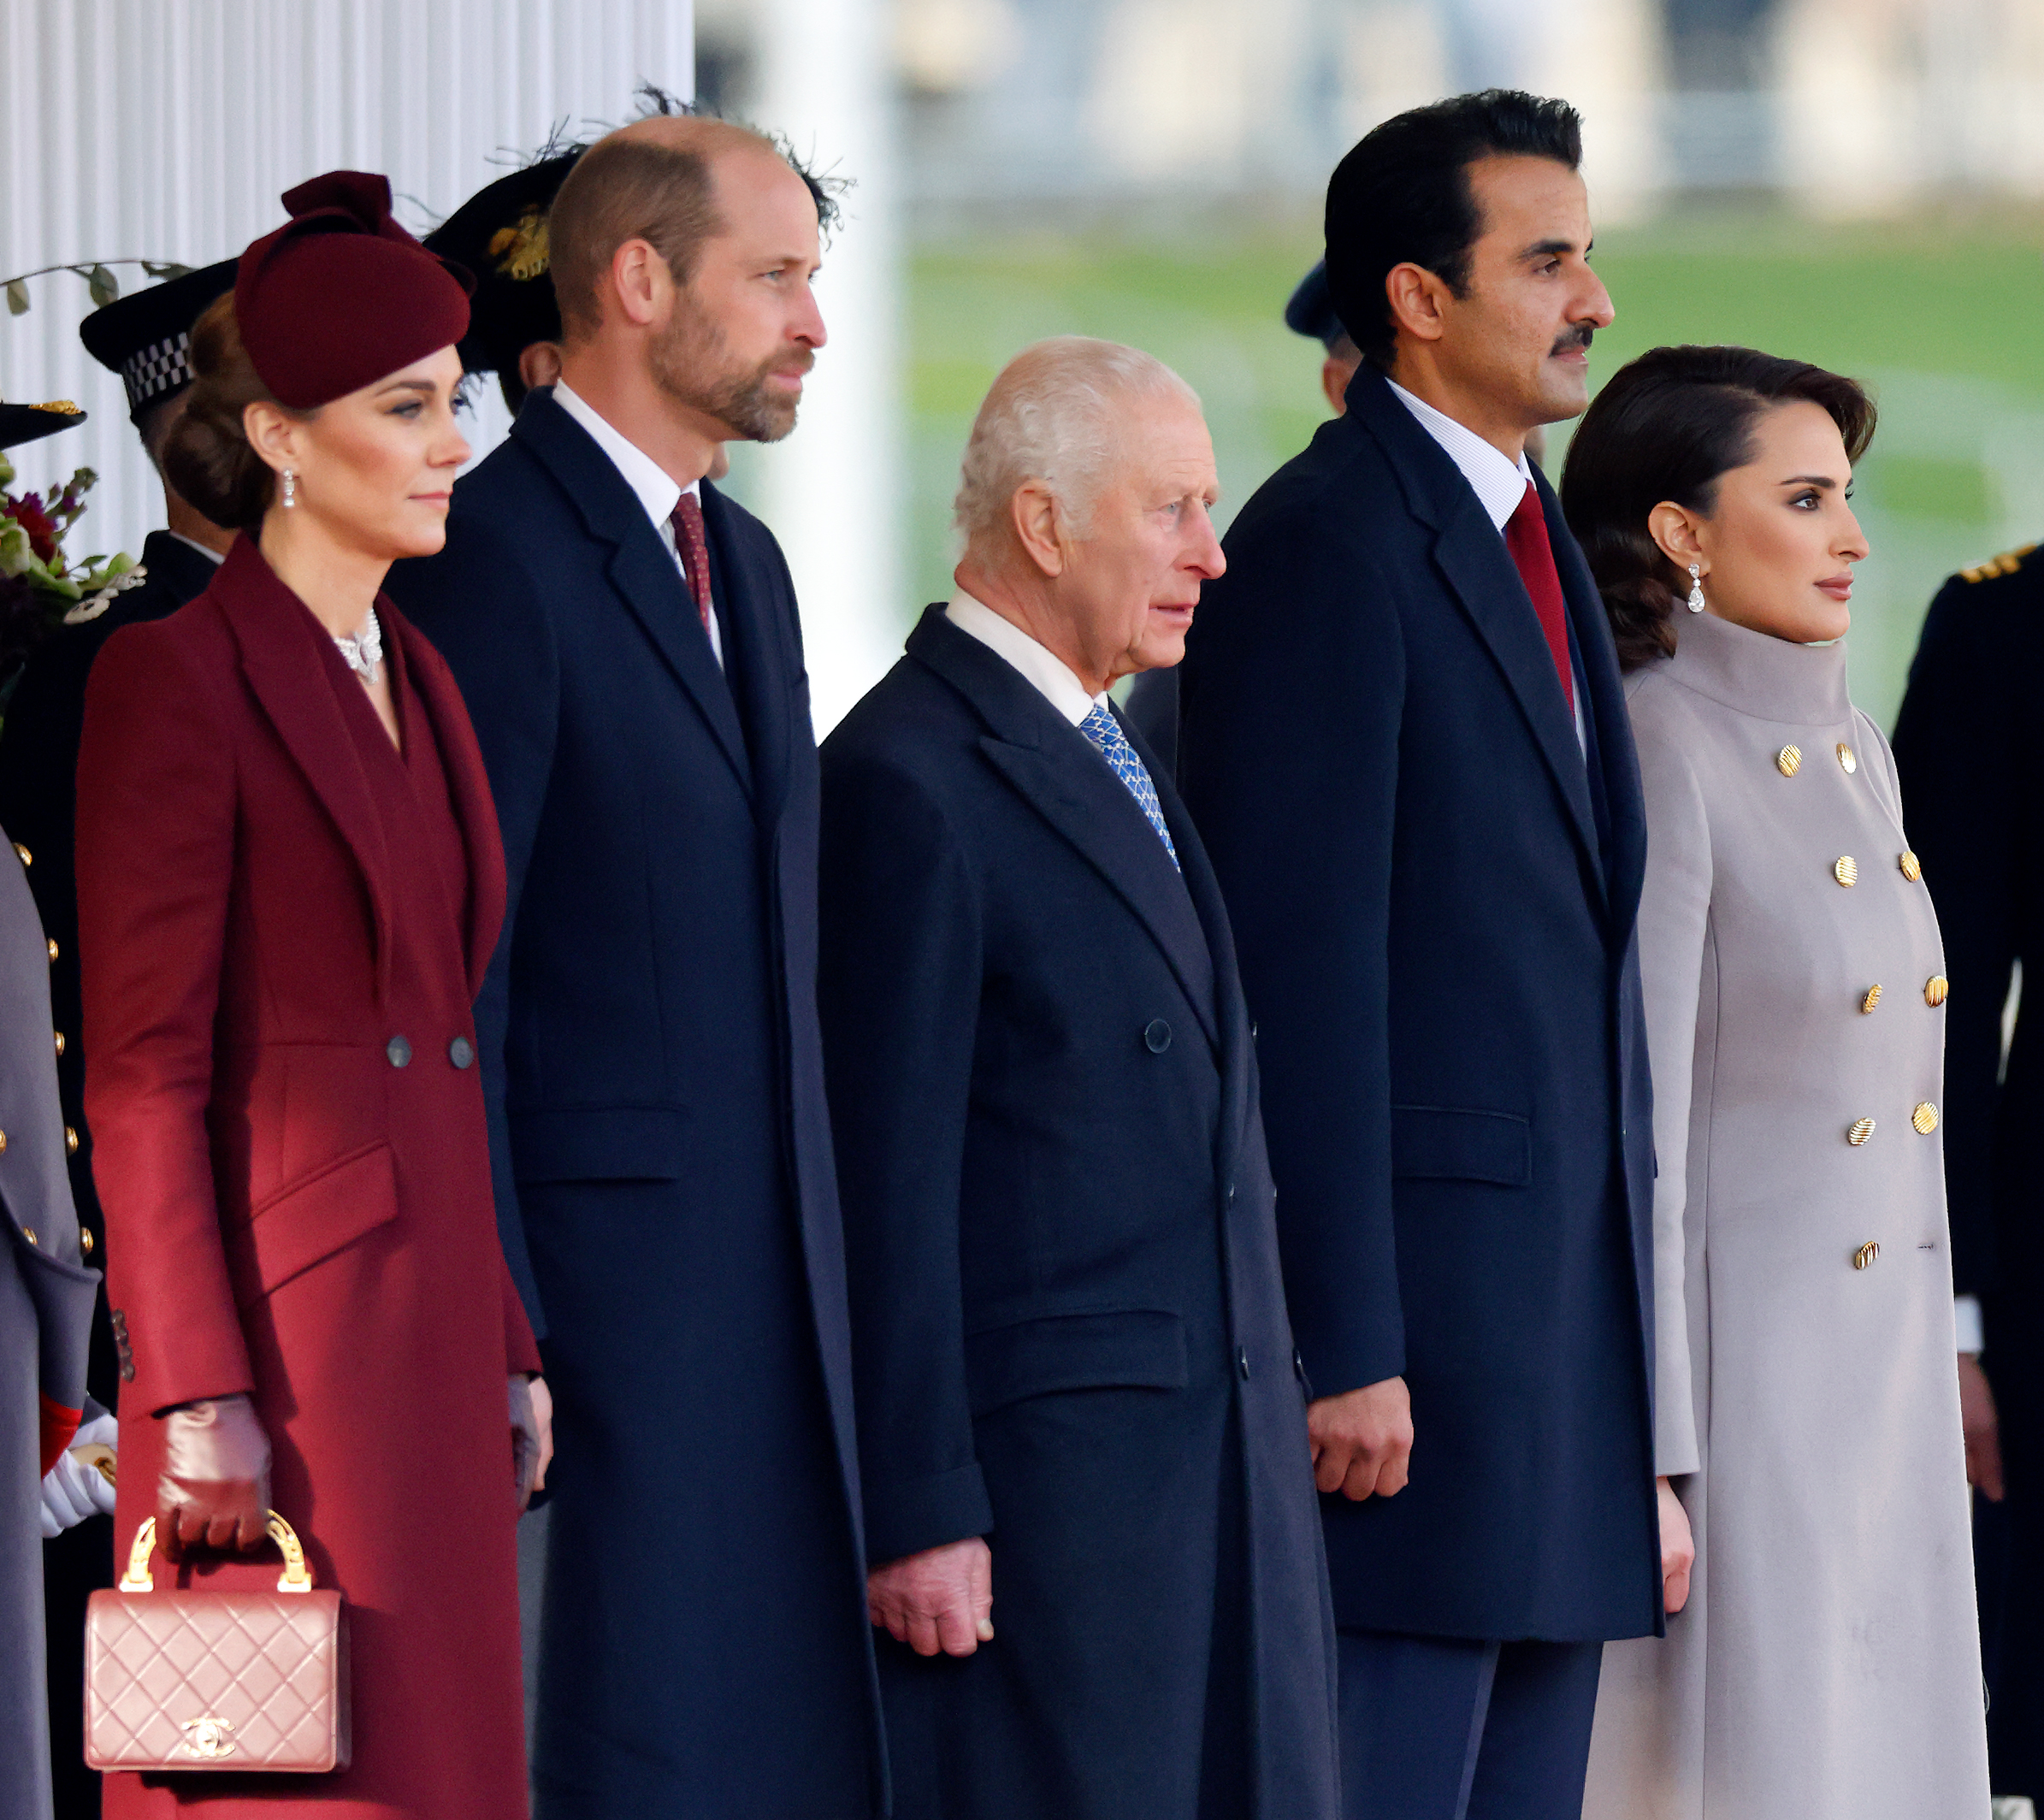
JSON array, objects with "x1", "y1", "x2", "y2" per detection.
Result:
[{"x1": 121, "y1": 332, "x2": 194, "y2": 414}]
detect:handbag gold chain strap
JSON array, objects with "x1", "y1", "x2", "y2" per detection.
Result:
[{"x1": 118, "y1": 1510, "x2": 316, "y2": 1595}]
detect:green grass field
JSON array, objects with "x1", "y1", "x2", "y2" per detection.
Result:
[{"x1": 907, "y1": 206, "x2": 2044, "y2": 728}]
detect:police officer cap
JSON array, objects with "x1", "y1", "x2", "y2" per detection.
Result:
[
  {"x1": 78, "y1": 258, "x2": 237, "y2": 425},
  {"x1": 424, "y1": 150, "x2": 585, "y2": 395},
  {"x1": 1284, "y1": 260, "x2": 1349, "y2": 352}
]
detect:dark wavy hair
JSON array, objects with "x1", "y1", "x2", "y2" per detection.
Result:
[
  {"x1": 160, "y1": 293, "x2": 316, "y2": 534},
  {"x1": 1324, "y1": 90, "x2": 1581, "y2": 369},
  {"x1": 1559, "y1": 345, "x2": 1876, "y2": 671}
]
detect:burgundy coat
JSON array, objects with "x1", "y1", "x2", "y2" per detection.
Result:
[{"x1": 77, "y1": 535, "x2": 538, "y2": 1816}]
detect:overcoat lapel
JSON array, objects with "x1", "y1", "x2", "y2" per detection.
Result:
[
  {"x1": 214, "y1": 537, "x2": 397, "y2": 1002},
  {"x1": 910, "y1": 609, "x2": 1219, "y2": 1046},
  {"x1": 513, "y1": 390, "x2": 753, "y2": 797},
  {"x1": 386, "y1": 604, "x2": 509, "y2": 998},
  {"x1": 1350, "y1": 372, "x2": 1604, "y2": 899},
  {"x1": 701, "y1": 482, "x2": 792, "y2": 823}
]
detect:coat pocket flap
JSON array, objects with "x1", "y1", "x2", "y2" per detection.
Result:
[
  {"x1": 1390, "y1": 1105, "x2": 1533, "y2": 1187},
  {"x1": 241, "y1": 1143, "x2": 399, "y2": 1304},
  {"x1": 509, "y1": 1104, "x2": 687, "y2": 1184},
  {"x1": 964, "y1": 1308, "x2": 1187, "y2": 1418}
]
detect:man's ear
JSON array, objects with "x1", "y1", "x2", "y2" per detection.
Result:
[
  {"x1": 606, "y1": 239, "x2": 671, "y2": 331},
  {"x1": 519, "y1": 341, "x2": 564, "y2": 393},
  {"x1": 1009, "y1": 483, "x2": 1067, "y2": 578},
  {"x1": 1384, "y1": 263, "x2": 1452, "y2": 346}
]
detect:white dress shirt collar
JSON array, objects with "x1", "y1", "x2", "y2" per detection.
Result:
[
  {"x1": 166, "y1": 534, "x2": 227, "y2": 566},
  {"x1": 552, "y1": 381, "x2": 700, "y2": 526},
  {"x1": 1387, "y1": 378, "x2": 1536, "y2": 532},
  {"x1": 945, "y1": 591, "x2": 1107, "y2": 728}
]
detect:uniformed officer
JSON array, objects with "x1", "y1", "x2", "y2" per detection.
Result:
[
  {"x1": 1122, "y1": 259, "x2": 1363, "y2": 768},
  {"x1": 1893, "y1": 538, "x2": 2044, "y2": 1799},
  {"x1": 0, "y1": 260, "x2": 233, "y2": 1820},
  {"x1": 0, "y1": 395, "x2": 104, "y2": 1820}
]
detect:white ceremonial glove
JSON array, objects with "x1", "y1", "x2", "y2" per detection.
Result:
[{"x1": 40, "y1": 1411, "x2": 119, "y2": 1539}]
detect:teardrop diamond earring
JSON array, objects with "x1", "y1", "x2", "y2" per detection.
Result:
[
  {"x1": 1686, "y1": 562, "x2": 1706, "y2": 612},
  {"x1": 281, "y1": 469, "x2": 298, "y2": 510}
]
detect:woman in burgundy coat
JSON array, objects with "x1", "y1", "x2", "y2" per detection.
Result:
[{"x1": 74, "y1": 173, "x2": 546, "y2": 1817}]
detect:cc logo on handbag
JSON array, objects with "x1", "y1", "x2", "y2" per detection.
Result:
[{"x1": 179, "y1": 1715, "x2": 236, "y2": 1759}]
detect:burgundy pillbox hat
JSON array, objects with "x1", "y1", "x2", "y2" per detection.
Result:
[{"x1": 235, "y1": 170, "x2": 474, "y2": 410}]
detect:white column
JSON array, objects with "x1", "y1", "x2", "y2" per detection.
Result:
[{"x1": 752, "y1": 0, "x2": 904, "y2": 736}]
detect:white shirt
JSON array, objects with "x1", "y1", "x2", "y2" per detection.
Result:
[
  {"x1": 1389, "y1": 378, "x2": 1585, "y2": 753},
  {"x1": 552, "y1": 380, "x2": 720, "y2": 667},
  {"x1": 167, "y1": 534, "x2": 226, "y2": 566},
  {"x1": 945, "y1": 591, "x2": 1108, "y2": 728}
]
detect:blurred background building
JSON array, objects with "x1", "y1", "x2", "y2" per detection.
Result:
[{"x1": 6, "y1": 0, "x2": 2044, "y2": 727}]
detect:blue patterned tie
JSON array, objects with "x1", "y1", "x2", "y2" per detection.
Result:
[{"x1": 1078, "y1": 703, "x2": 1179, "y2": 871}]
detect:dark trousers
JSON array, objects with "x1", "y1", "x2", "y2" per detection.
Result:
[{"x1": 1337, "y1": 1628, "x2": 1602, "y2": 1820}]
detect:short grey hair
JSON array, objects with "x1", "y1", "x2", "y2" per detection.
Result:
[{"x1": 953, "y1": 336, "x2": 1200, "y2": 550}]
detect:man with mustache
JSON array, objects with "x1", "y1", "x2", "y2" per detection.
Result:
[
  {"x1": 387, "y1": 115, "x2": 883, "y2": 1819},
  {"x1": 1174, "y1": 92, "x2": 1667, "y2": 1820}
]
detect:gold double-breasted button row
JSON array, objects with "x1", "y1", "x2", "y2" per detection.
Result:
[
  {"x1": 0, "y1": 1126, "x2": 81, "y2": 1155},
  {"x1": 1832, "y1": 852, "x2": 1923, "y2": 888},
  {"x1": 1846, "y1": 1102, "x2": 1940, "y2": 1146},
  {"x1": 1860, "y1": 977, "x2": 1947, "y2": 1013},
  {"x1": 1775, "y1": 742, "x2": 1859, "y2": 777}
]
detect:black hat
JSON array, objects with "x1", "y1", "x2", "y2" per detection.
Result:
[
  {"x1": 78, "y1": 258, "x2": 238, "y2": 424},
  {"x1": 1284, "y1": 261, "x2": 1349, "y2": 352},
  {"x1": 0, "y1": 399, "x2": 86, "y2": 451},
  {"x1": 425, "y1": 151, "x2": 584, "y2": 392}
]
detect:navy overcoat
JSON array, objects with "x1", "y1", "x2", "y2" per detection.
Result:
[
  {"x1": 1175, "y1": 365, "x2": 1663, "y2": 1643},
  {"x1": 386, "y1": 387, "x2": 883, "y2": 1817},
  {"x1": 818, "y1": 608, "x2": 1339, "y2": 1820}
]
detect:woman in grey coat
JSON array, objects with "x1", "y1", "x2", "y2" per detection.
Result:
[
  {"x1": 1563, "y1": 346, "x2": 1990, "y2": 1817},
  {"x1": 3, "y1": 825, "x2": 102, "y2": 1819}
]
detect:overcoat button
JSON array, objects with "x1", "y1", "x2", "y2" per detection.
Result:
[
  {"x1": 1143, "y1": 1019, "x2": 1172, "y2": 1054},
  {"x1": 386, "y1": 1035, "x2": 412, "y2": 1068},
  {"x1": 52, "y1": 1030, "x2": 63, "y2": 1057},
  {"x1": 1925, "y1": 976, "x2": 1949, "y2": 1007},
  {"x1": 1775, "y1": 744, "x2": 1802, "y2": 777},
  {"x1": 1861, "y1": 984, "x2": 1882, "y2": 1013},
  {"x1": 46, "y1": 938, "x2": 57, "y2": 962},
  {"x1": 64, "y1": 1126, "x2": 77, "y2": 1155},
  {"x1": 1899, "y1": 850, "x2": 1923, "y2": 882},
  {"x1": 1292, "y1": 1348, "x2": 1306, "y2": 1380},
  {"x1": 21, "y1": 1228, "x2": 35, "y2": 1246},
  {"x1": 1913, "y1": 1102, "x2": 1940, "y2": 1134},
  {"x1": 1853, "y1": 1240, "x2": 1880, "y2": 1270},
  {"x1": 1236, "y1": 1345, "x2": 1250, "y2": 1380},
  {"x1": 1834, "y1": 856, "x2": 1858, "y2": 888},
  {"x1": 1847, "y1": 1117, "x2": 1876, "y2": 1146},
  {"x1": 449, "y1": 1037, "x2": 476, "y2": 1069},
  {"x1": 0, "y1": 1130, "x2": 8, "y2": 1155},
  {"x1": 12, "y1": 842, "x2": 28, "y2": 866},
  {"x1": 80, "y1": 1226, "x2": 94, "y2": 1256},
  {"x1": 1837, "y1": 742, "x2": 1858, "y2": 774}
]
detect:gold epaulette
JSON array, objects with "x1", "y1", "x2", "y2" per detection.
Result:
[{"x1": 1959, "y1": 542, "x2": 2037, "y2": 583}]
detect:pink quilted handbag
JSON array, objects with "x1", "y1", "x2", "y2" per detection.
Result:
[{"x1": 84, "y1": 1510, "x2": 350, "y2": 1772}]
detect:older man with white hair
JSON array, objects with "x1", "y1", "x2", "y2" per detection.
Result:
[{"x1": 816, "y1": 336, "x2": 1340, "y2": 1820}]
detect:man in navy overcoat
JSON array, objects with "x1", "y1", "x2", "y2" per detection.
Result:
[
  {"x1": 818, "y1": 337, "x2": 1339, "y2": 1820},
  {"x1": 387, "y1": 116, "x2": 882, "y2": 1817},
  {"x1": 1176, "y1": 92, "x2": 1672, "y2": 1820}
]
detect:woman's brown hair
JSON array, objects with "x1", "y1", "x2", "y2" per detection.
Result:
[
  {"x1": 1558, "y1": 345, "x2": 1876, "y2": 671},
  {"x1": 160, "y1": 294, "x2": 316, "y2": 534}
]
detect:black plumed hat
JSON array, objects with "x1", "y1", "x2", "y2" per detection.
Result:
[{"x1": 425, "y1": 151, "x2": 585, "y2": 384}]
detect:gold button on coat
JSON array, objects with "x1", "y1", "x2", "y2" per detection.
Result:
[
  {"x1": 1834, "y1": 856, "x2": 1858, "y2": 887},
  {"x1": 52, "y1": 1031, "x2": 64, "y2": 1057},
  {"x1": 1925, "y1": 976, "x2": 1949, "y2": 1007},
  {"x1": 64, "y1": 1126, "x2": 78, "y2": 1155},
  {"x1": 20, "y1": 1228, "x2": 34, "y2": 1247},
  {"x1": 1853, "y1": 1240, "x2": 1880, "y2": 1270},
  {"x1": 1913, "y1": 1102, "x2": 1940, "y2": 1134},
  {"x1": 0, "y1": 1130, "x2": 8, "y2": 1154},
  {"x1": 1861, "y1": 984, "x2": 1882, "y2": 1013},
  {"x1": 1848, "y1": 1117, "x2": 1876, "y2": 1145},
  {"x1": 1836, "y1": 742, "x2": 1858, "y2": 774},
  {"x1": 1776, "y1": 744, "x2": 1803, "y2": 777},
  {"x1": 79, "y1": 1226, "x2": 93, "y2": 1256},
  {"x1": 1899, "y1": 850, "x2": 1922, "y2": 882},
  {"x1": 12, "y1": 842, "x2": 27, "y2": 866},
  {"x1": 45, "y1": 938, "x2": 57, "y2": 962}
]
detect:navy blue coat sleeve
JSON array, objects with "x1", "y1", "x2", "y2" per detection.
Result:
[
  {"x1": 1892, "y1": 576, "x2": 2018, "y2": 1302},
  {"x1": 1179, "y1": 504, "x2": 1407, "y2": 1401},
  {"x1": 817, "y1": 740, "x2": 995, "y2": 1564},
  {"x1": 386, "y1": 521, "x2": 558, "y2": 1335}
]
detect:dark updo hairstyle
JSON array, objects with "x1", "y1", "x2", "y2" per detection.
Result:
[
  {"x1": 1559, "y1": 345, "x2": 1876, "y2": 671},
  {"x1": 160, "y1": 293, "x2": 317, "y2": 534}
]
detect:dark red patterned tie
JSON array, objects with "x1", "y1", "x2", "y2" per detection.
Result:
[
  {"x1": 669, "y1": 491, "x2": 713, "y2": 633},
  {"x1": 1503, "y1": 480, "x2": 1574, "y2": 716}
]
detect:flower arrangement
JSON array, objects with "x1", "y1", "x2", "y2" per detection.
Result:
[{"x1": 0, "y1": 451, "x2": 142, "y2": 694}]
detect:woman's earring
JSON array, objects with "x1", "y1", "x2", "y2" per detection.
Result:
[
  {"x1": 281, "y1": 469, "x2": 297, "y2": 510},
  {"x1": 1686, "y1": 562, "x2": 1705, "y2": 613}
]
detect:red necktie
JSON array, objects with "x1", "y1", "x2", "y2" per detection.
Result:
[
  {"x1": 669, "y1": 491, "x2": 714, "y2": 633},
  {"x1": 1503, "y1": 480, "x2": 1574, "y2": 716}
]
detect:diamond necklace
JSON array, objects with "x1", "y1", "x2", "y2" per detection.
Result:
[{"x1": 334, "y1": 607, "x2": 384, "y2": 682}]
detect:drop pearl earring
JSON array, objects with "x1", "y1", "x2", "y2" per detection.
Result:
[
  {"x1": 1686, "y1": 562, "x2": 1706, "y2": 612},
  {"x1": 281, "y1": 469, "x2": 297, "y2": 510}
]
